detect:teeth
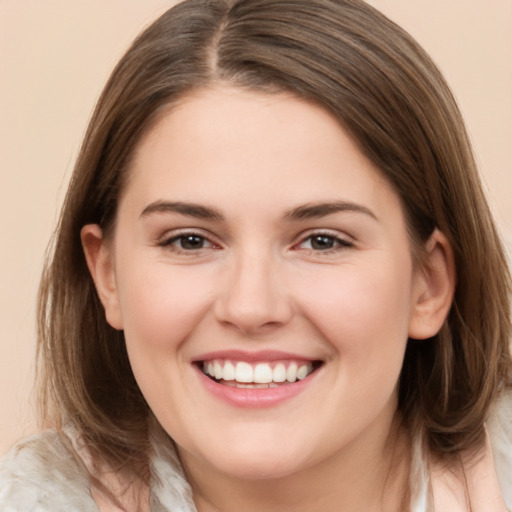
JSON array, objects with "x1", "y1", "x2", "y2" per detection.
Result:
[
  {"x1": 202, "y1": 359, "x2": 315, "y2": 385},
  {"x1": 235, "y1": 362, "x2": 253, "y2": 383},
  {"x1": 297, "y1": 365, "x2": 309, "y2": 380},
  {"x1": 286, "y1": 363, "x2": 298, "y2": 382},
  {"x1": 253, "y1": 363, "x2": 273, "y2": 383},
  {"x1": 214, "y1": 361, "x2": 223, "y2": 380},
  {"x1": 273, "y1": 363, "x2": 287, "y2": 383},
  {"x1": 223, "y1": 381, "x2": 280, "y2": 389},
  {"x1": 223, "y1": 361, "x2": 235, "y2": 381}
]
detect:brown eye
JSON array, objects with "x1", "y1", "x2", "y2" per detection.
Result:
[
  {"x1": 310, "y1": 235, "x2": 336, "y2": 250},
  {"x1": 178, "y1": 234, "x2": 207, "y2": 250},
  {"x1": 161, "y1": 233, "x2": 215, "y2": 251},
  {"x1": 296, "y1": 232, "x2": 352, "y2": 252}
]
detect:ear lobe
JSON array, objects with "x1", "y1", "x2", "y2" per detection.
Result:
[
  {"x1": 408, "y1": 229, "x2": 456, "y2": 340},
  {"x1": 81, "y1": 224, "x2": 123, "y2": 330}
]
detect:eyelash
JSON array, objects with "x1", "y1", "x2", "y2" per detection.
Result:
[
  {"x1": 297, "y1": 232, "x2": 352, "y2": 250},
  {"x1": 158, "y1": 230, "x2": 353, "y2": 256},
  {"x1": 158, "y1": 231, "x2": 218, "y2": 253}
]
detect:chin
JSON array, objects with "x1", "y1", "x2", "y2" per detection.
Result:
[
  {"x1": 210, "y1": 451, "x2": 310, "y2": 481},
  {"x1": 182, "y1": 431, "x2": 317, "y2": 482}
]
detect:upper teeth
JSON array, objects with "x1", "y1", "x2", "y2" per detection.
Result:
[{"x1": 203, "y1": 360, "x2": 314, "y2": 384}]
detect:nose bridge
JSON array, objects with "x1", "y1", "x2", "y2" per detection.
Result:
[{"x1": 214, "y1": 244, "x2": 292, "y2": 333}]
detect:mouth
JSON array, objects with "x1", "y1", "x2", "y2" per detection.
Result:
[{"x1": 197, "y1": 358, "x2": 323, "y2": 389}]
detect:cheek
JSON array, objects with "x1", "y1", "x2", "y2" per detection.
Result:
[
  {"x1": 114, "y1": 260, "x2": 218, "y2": 353},
  {"x1": 113, "y1": 261, "x2": 220, "y2": 422},
  {"x1": 295, "y1": 260, "x2": 413, "y2": 368}
]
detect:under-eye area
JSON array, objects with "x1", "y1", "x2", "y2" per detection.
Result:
[{"x1": 197, "y1": 359, "x2": 324, "y2": 388}]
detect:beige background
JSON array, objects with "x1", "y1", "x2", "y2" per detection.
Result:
[{"x1": 1, "y1": 1, "x2": 511, "y2": 456}]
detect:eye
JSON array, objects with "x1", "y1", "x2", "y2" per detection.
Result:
[
  {"x1": 297, "y1": 232, "x2": 352, "y2": 252},
  {"x1": 160, "y1": 232, "x2": 216, "y2": 251}
]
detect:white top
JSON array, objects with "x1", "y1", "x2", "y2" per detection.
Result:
[{"x1": 1, "y1": 392, "x2": 511, "y2": 512}]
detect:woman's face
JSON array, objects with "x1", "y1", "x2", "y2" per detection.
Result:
[{"x1": 85, "y1": 86, "x2": 442, "y2": 481}]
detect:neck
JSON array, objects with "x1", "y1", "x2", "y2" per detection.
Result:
[{"x1": 180, "y1": 414, "x2": 411, "y2": 512}]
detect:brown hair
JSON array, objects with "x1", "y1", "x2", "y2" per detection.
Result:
[{"x1": 38, "y1": 0, "x2": 511, "y2": 475}]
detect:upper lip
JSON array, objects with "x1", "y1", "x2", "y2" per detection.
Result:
[{"x1": 191, "y1": 349, "x2": 320, "y2": 364}]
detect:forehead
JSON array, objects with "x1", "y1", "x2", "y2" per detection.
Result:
[{"x1": 123, "y1": 86, "x2": 402, "y2": 223}]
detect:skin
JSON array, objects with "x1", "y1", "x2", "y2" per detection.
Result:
[{"x1": 82, "y1": 86, "x2": 455, "y2": 512}]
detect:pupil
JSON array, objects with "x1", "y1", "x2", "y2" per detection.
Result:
[
  {"x1": 182, "y1": 235, "x2": 203, "y2": 249},
  {"x1": 311, "y1": 235, "x2": 334, "y2": 250}
]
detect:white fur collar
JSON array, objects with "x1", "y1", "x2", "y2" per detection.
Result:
[{"x1": 1, "y1": 392, "x2": 510, "y2": 511}]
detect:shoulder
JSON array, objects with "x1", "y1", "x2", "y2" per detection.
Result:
[
  {"x1": 149, "y1": 423, "x2": 196, "y2": 511},
  {"x1": 0, "y1": 429, "x2": 98, "y2": 512},
  {"x1": 488, "y1": 389, "x2": 512, "y2": 511}
]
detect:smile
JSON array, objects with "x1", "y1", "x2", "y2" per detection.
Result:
[{"x1": 199, "y1": 357, "x2": 322, "y2": 390}]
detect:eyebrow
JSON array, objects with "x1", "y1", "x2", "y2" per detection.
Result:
[
  {"x1": 140, "y1": 201, "x2": 224, "y2": 221},
  {"x1": 139, "y1": 200, "x2": 377, "y2": 222},
  {"x1": 283, "y1": 201, "x2": 377, "y2": 222}
]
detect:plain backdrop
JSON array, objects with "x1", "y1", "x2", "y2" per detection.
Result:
[{"x1": 1, "y1": 1, "x2": 511, "y2": 455}]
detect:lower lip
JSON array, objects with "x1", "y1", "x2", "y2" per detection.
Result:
[{"x1": 194, "y1": 366, "x2": 318, "y2": 408}]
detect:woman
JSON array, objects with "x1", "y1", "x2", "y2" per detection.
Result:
[{"x1": 1, "y1": 0, "x2": 510, "y2": 510}]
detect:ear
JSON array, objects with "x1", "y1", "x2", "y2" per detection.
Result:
[
  {"x1": 408, "y1": 229, "x2": 456, "y2": 340},
  {"x1": 81, "y1": 224, "x2": 123, "y2": 330}
]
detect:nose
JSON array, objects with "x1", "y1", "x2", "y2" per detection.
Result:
[{"x1": 213, "y1": 249, "x2": 293, "y2": 335}]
